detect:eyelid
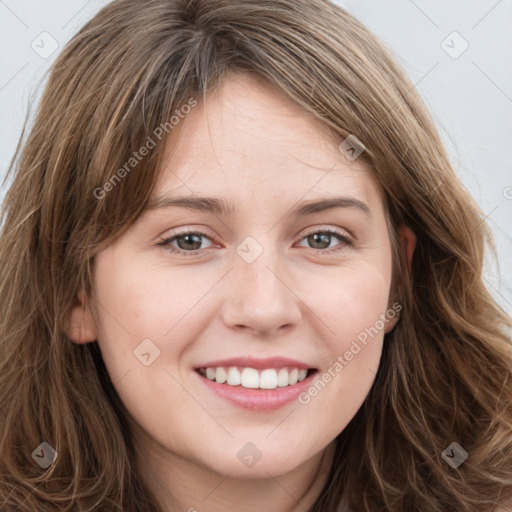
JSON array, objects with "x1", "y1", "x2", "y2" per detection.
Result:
[{"x1": 298, "y1": 224, "x2": 353, "y2": 241}]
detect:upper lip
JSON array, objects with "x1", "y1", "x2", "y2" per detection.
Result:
[{"x1": 195, "y1": 356, "x2": 315, "y2": 370}]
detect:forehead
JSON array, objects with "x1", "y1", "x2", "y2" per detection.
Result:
[{"x1": 154, "y1": 74, "x2": 384, "y2": 215}]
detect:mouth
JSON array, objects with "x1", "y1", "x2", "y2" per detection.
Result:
[
  {"x1": 194, "y1": 357, "x2": 318, "y2": 411},
  {"x1": 196, "y1": 366, "x2": 316, "y2": 390}
]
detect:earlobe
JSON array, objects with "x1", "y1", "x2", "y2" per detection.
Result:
[
  {"x1": 67, "y1": 290, "x2": 98, "y2": 344},
  {"x1": 384, "y1": 308, "x2": 400, "y2": 333}
]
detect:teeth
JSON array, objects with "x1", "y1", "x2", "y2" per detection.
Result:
[
  {"x1": 202, "y1": 366, "x2": 310, "y2": 389},
  {"x1": 241, "y1": 368, "x2": 259, "y2": 388},
  {"x1": 227, "y1": 367, "x2": 241, "y2": 386},
  {"x1": 277, "y1": 368, "x2": 289, "y2": 387},
  {"x1": 215, "y1": 367, "x2": 227, "y2": 384},
  {"x1": 260, "y1": 369, "x2": 278, "y2": 389}
]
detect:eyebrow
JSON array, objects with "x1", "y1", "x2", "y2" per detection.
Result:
[{"x1": 146, "y1": 195, "x2": 372, "y2": 218}]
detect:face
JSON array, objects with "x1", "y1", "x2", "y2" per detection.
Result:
[{"x1": 70, "y1": 73, "x2": 411, "y2": 480}]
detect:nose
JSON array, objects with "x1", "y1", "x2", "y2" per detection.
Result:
[{"x1": 220, "y1": 241, "x2": 302, "y2": 336}]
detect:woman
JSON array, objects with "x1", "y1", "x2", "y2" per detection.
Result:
[{"x1": 1, "y1": 0, "x2": 511, "y2": 510}]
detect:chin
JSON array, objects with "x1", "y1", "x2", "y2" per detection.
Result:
[{"x1": 194, "y1": 439, "x2": 319, "y2": 479}]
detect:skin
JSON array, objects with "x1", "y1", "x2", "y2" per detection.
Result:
[{"x1": 69, "y1": 73, "x2": 416, "y2": 512}]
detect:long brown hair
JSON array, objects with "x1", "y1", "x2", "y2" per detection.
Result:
[{"x1": 1, "y1": 0, "x2": 511, "y2": 510}]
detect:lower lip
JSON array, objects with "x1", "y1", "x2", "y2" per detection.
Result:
[{"x1": 195, "y1": 371, "x2": 317, "y2": 411}]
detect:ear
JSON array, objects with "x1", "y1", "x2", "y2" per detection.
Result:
[
  {"x1": 399, "y1": 225, "x2": 416, "y2": 274},
  {"x1": 384, "y1": 225, "x2": 416, "y2": 333},
  {"x1": 67, "y1": 290, "x2": 98, "y2": 344}
]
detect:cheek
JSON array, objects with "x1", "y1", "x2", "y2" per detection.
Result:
[
  {"x1": 314, "y1": 261, "x2": 392, "y2": 348},
  {"x1": 91, "y1": 254, "x2": 217, "y2": 382},
  {"x1": 90, "y1": 255, "x2": 170, "y2": 372},
  {"x1": 90, "y1": 257, "x2": 202, "y2": 430},
  {"x1": 294, "y1": 263, "x2": 391, "y2": 425},
  {"x1": 93, "y1": 251, "x2": 181, "y2": 336}
]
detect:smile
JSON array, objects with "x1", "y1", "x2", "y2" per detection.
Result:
[
  {"x1": 194, "y1": 357, "x2": 318, "y2": 411},
  {"x1": 197, "y1": 366, "x2": 311, "y2": 389}
]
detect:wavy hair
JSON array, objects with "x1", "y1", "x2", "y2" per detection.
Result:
[{"x1": 1, "y1": 0, "x2": 511, "y2": 510}]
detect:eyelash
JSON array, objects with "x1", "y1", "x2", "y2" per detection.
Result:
[{"x1": 157, "y1": 228, "x2": 354, "y2": 256}]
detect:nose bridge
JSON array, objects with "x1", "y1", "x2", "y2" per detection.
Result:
[{"x1": 221, "y1": 234, "x2": 302, "y2": 333}]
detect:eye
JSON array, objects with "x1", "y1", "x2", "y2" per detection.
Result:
[
  {"x1": 157, "y1": 230, "x2": 215, "y2": 255},
  {"x1": 296, "y1": 228, "x2": 354, "y2": 253},
  {"x1": 157, "y1": 227, "x2": 354, "y2": 257}
]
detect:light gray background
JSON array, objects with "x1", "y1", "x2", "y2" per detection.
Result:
[{"x1": 1, "y1": 0, "x2": 511, "y2": 311}]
